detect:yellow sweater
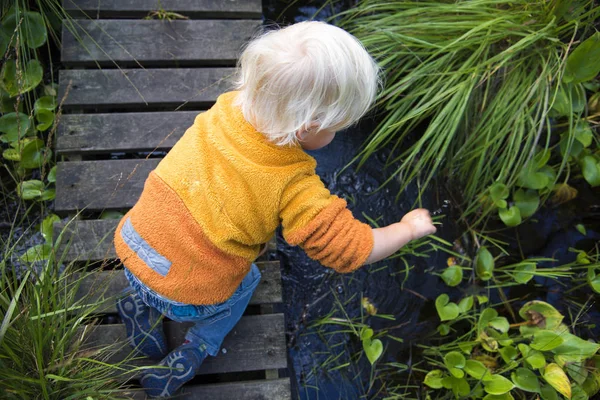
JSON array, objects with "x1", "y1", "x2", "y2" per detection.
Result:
[{"x1": 114, "y1": 91, "x2": 374, "y2": 304}]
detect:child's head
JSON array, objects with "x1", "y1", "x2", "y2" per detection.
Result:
[{"x1": 235, "y1": 21, "x2": 380, "y2": 147}]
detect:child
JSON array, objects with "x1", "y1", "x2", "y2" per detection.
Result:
[{"x1": 114, "y1": 21, "x2": 436, "y2": 398}]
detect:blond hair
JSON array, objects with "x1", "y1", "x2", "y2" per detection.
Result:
[{"x1": 235, "y1": 21, "x2": 380, "y2": 146}]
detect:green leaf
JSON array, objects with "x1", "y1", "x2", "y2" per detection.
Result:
[
  {"x1": 0, "y1": 112, "x2": 30, "y2": 142},
  {"x1": 517, "y1": 167, "x2": 549, "y2": 190},
  {"x1": 437, "y1": 323, "x2": 450, "y2": 336},
  {"x1": 362, "y1": 338, "x2": 383, "y2": 365},
  {"x1": 564, "y1": 32, "x2": 600, "y2": 84},
  {"x1": 574, "y1": 121, "x2": 594, "y2": 148},
  {"x1": 476, "y1": 247, "x2": 494, "y2": 281},
  {"x1": 489, "y1": 317, "x2": 510, "y2": 333},
  {"x1": 566, "y1": 363, "x2": 588, "y2": 386},
  {"x1": 435, "y1": 294, "x2": 460, "y2": 322},
  {"x1": 551, "y1": 333, "x2": 600, "y2": 363},
  {"x1": 483, "y1": 375, "x2": 515, "y2": 395},
  {"x1": 588, "y1": 268, "x2": 600, "y2": 294},
  {"x1": 540, "y1": 384, "x2": 559, "y2": 400},
  {"x1": 47, "y1": 165, "x2": 56, "y2": 183},
  {"x1": 534, "y1": 149, "x2": 552, "y2": 169},
  {"x1": 39, "y1": 188, "x2": 55, "y2": 201},
  {"x1": 40, "y1": 214, "x2": 60, "y2": 244},
  {"x1": 2, "y1": 148, "x2": 20, "y2": 161},
  {"x1": 20, "y1": 139, "x2": 52, "y2": 169},
  {"x1": 526, "y1": 350, "x2": 547, "y2": 369},
  {"x1": 442, "y1": 376, "x2": 470, "y2": 397},
  {"x1": 0, "y1": 26, "x2": 10, "y2": 56},
  {"x1": 17, "y1": 179, "x2": 44, "y2": 199},
  {"x1": 2, "y1": 10, "x2": 48, "y2": 49},
  {"x1": 579, "y1": 156, "x2": 600, "y2": 187},
  {"x1": 479, "y1": 308, "x2": 499, "y2": 332},
  {"x1": 483, "y1": 394, "x2": 514, "y2": 400},
  {"x1": 441, "y1": 265, "x2": 463, "y2": 287},
  {"x1": 35, "y1": 109, "x2": 54, "y2": 131},
  {"x1": 514, "y1": 263, "x2": 536, "y2": 284},
  {"x1": 512, "y1": 368, "x2": 541, "y2": 393},
  {"x1": 424, "y1": 369, "x2": 445, "y2": 389},
  {"x1": 531, "y1": 331, "x2": 565, "y2": 351},
  {"x1": 560, "y1": 134, "x2": 584, "y2": 159},
  {"x1": 444, "y1": 351, "x2": 466, "y2": 369},
  {"x1": 477, "y1": 295, "x2": 489, "y2": 305},
  {"x1": 34, "y1": 96, "x2": 57, "y2": 111},
  {"x1": 360, "y1": 327, "x2": 373, "y2": 341},
  {"x1": 458, "y1": 296, "x2": 474, "y2": 314},
  {"x1": 0, "y1": 59, "x2": 43, "y2": 97},
  {"x1": 499, "y1": 206, "x2": 522, "y2": 227},
  {"x1": 464, "y1": 359, "x2": 490, "y2": 380},
  {"x1": 514, "y1": 189, "x2": 540, "y2": 219},
  {"x1": 544, "y1": 363, "x2": 572, "y2": 399},
  {"x1": 499, "y1": 346, "x2": 518, "y2": 364},
  {"x1": 19, "y1": 243, "x2": 52, "y2": 262},
  {"x1": 490, "y1": 183, "x2": 509, "y2": 204},
  {"x1": 519, "y1": 301, "x2": 565, "y2": 334},
  {"x1": 575, "y1": 224, "x2": 586, "y2": 236}
]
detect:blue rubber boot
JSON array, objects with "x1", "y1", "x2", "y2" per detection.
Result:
[
  {"x1": 116, "y1": 292, "x2": 168, "y2": 360},
  {"x1": 140, "y1": 341, "x2": 207, "y2": 398}
]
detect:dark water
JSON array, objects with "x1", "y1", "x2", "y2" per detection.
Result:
[{"x1": 263, "y1": 2, "x2": 600, "y2": 399}]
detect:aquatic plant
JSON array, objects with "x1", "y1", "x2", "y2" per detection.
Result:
[
  {"x1": 424, "y1": 300, "x2": 600, "y2": 399},
  {"x1": 338, "y1": 0, "x2": 600, "y2": 228}
]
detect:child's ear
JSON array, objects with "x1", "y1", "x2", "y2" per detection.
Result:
[
  {"x1": 296, "y1": 122, "x2": 320, "y2": 140},
  {"x1": 295, "y1": 129, "x2": 308, "y2": 141}
]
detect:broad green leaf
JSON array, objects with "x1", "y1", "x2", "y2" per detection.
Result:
[
  {"x1": 571, "y1": 383, "x2": 589, "y2": 400},
  {"x1": 0, "y1": 59, "x2": 43, "y2": 97},
  {"x1": 519, "y1": 301, "x2": 564, "y2": 334},
  {"x1": 435, "y1": 294, "x2": 460, "y2": 322},
  {"x1": 47, "y1": 165, "x2": 56, "y2": 183},
  {"x1": 40, "y1": 188, "x2": 55, "y2": 201},
  {"x1": 540, "y1": 384, "x2": 560, "y2": 400},
  {"x1": 531, "y1": 331, "x2": 565, "y2": 351},
  {"x1": 526, "y1": 350, "x2": 547, "y2": 369},
  {"x1": 424, "y1": 369, "x2": 445, "y2": 389},
  {"x1": 441, "y1": 265, "x2": 463, "y2": 287},
  {"x1": 588, "y1": 268, "x2": 600, "y2": 294},
  {"x1": 566, "y1": 363, "x2": 588, "y2": 386},
  {"x1": 0, "y1": 26, "x2": 9, "y2": 56},
  {"x1": 564, "y1": 32, "x2": 600, "y2": 84},
  {"x1": 20, "y1": 139, "x2": 52, "y2": 169},
  {"x1": 483, "y1": 375, "x2": 515, "y2": 395},
  {"x1": 575, "y1": 224, "x2": 586, "y2": 236},
  {"x1": 458, "y1": 343, "x2": 473, "y2": 355},
  {"x1": 17, "y1": 179, "x2": 44, "y2": 199},
  {"x1": 544, "y1": 363, "x2": 571, "y2": 399},
  {"x1": 483, "y1": 394, "x2": 514, "y2": 400},
  {"x1": 476, "y1": 247, "x2": 494, "y2": 281},
  {"x1": 534, "y1": 149, "x2": 552, "y2": 169},
  {"x1": 360, "y1": 327, "x2": 373, "y2": 341},
  {"x1": 560, "y1": 134, "x2": 584, "y2": 159},
  {"x1": 552, "y1": 82, "x2": 586, "y2": 116},
  {"x1": 100, "y1": 210, "x2": 124, "y2": 220},
  {"x1": 458, "y1": 296, "x2": 474, "y2": 314},
  {"x1": 35, "y1": 109, "x2": 54, "y2": 131},
  {"x1": 441, "y1": 376, "x2": 470, "y2": 397},
  {"x1": 490, "y1": 183, "x2": 509, "y2": 204},
  {"x1": 444, "y1": 351, "x2": 466, "y2": 369},
  {"x1": 574, "y1": 121, "x2": 594, "y2": 148},
  {"x1": 499, "y1": 346, "x2": 518, "y2": 364},
  {"x1": 489, "y1": 317, "x2": 509, "y2": 333},
  {"x1": 362, "y1": 338, "x2": 383, "y2": 365},
  {"x1": 34, "y1": 96, "x2": 56, "y2": 112},
  {"x1": 514, "y1": 263, "x2": 536, "y2": 284},
  {"x1": 0, "y1": 112, "x2": 30, "y2": 142},
  {"x1": 512, "y1": 368, "x2": 541, "y2": 393},
  {"x1": 551, "y1": 333, "x2": 600, "y2": 363},
  {"x1": 19, "y1": 243, "x2": 52, "y2": 262},
  {"x1": 40, "y1": 214, "x2": 60, "y2": 244},
  {"x1": 437, "y1": 323, "x2": 450, "y2": 336},
  {"x1": 2, "y1": 10, "x2": 47, "y2": 49},
  {"x1": 517, "y1": 167, "x2": 549, "y2": 190},
  {"x1": 579, "y1": 156, "x2": 600, "y2": 187},
  {"x1": 539, "y1": 166, "x2": 557, "y2": 190},
  {"x1": 499, "y1": 206, "x2": 522, "y2": 227},
  {"x1": 514, "y1": 189, "x2": 539, "y2": 218},
  {"x1": 479, "y1": 308, "x2": 499, "y2": 332},
  {"x1": 464, "y1": 359, "x2": 490, "y2": 380},
  {"x1": 2, "y1": 148, "x2": 20, "y2": 161},
  {"x1": 477, "y1": 295, "x2": 489, "y2": 305}
]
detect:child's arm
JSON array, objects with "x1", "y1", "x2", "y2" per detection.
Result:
[{"x1": 364, "y1": 208, "x2": 436, "y2": 264}]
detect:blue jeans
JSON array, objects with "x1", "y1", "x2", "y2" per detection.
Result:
[{"x1": 123, "y1": 264, "x2": 261, "y2": 357}]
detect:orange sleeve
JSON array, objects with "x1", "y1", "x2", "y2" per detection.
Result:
[{"x1": 280, "y1": 173, "x2": 374, "y2": 273}]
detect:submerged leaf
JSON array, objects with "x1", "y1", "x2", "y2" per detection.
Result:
[
  {"x1": 552, "y1": 183, "x2": 578, "y2": 205},
  {"x1": 514, "y1": 189, "x2": 539, "y2": 218},
  {"x1": 441, "y1": 265, "x2": 463, "y2": 287}
]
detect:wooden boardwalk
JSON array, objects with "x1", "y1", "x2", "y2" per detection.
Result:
[{"x1": 54, "y1": 1, "x2": 291, "y2": 398}]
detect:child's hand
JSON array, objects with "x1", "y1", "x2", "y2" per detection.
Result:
[{"x1": 399, "y1": 209, "x2": 436, "y2": 241}]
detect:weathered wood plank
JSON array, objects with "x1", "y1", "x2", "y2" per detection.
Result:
[
  {"x1": 82, "y1": 314, "x2": 287, "y2": 374},
  {"x1": 54, "y1": 219, "x2": 277, "y2": 261},
  {"x1": 55, "y1": 159, "x2": 158, "y2": 212},
  {"x1": 73, "y1": 261, "x2": 282, "y2": 313},
  {"x1": 56, "y1": 111, "x2": 197, "y2": 154},
  {"x1": 130, "y1": 379, "x2": 292, "y2": 400},
  {"x1": 58, "y1": 68, "x2": 234, "y2": 109},
  {"x1": 63, "y1": 0, "x2": 262, "y2": 19},
  {"x1": 62, "y1": 20, "x2": 260, "y2": 66}
]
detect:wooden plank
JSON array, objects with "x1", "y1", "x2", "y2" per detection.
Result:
[
  {"x1": 54, "y1": 219, "x2": 277, "y2": 261},
  {"x1": 82, "y1": 314, "x2": 287, "y2": 374},
  {"x1": 73, "y1": 261, "x2": 283, "y2": 313},
  {"x1": 131, "y1": 379, "x2": 292, "y2": 400},
  {"x1": 56, "y1": 111, "x2": 197, "y2": 154},
  {"x1": 55, "y1": 159, "x2": 158, "y2": 212},
  {"x1": 62, "y1": 20, "x2": 260, "y2": 66},
  {"x1": 63, "y1": 0, "x2": 262, "y2": 19},
  {"x1": 58, "y1": 68, "x2": 234, "y2": 109}
]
